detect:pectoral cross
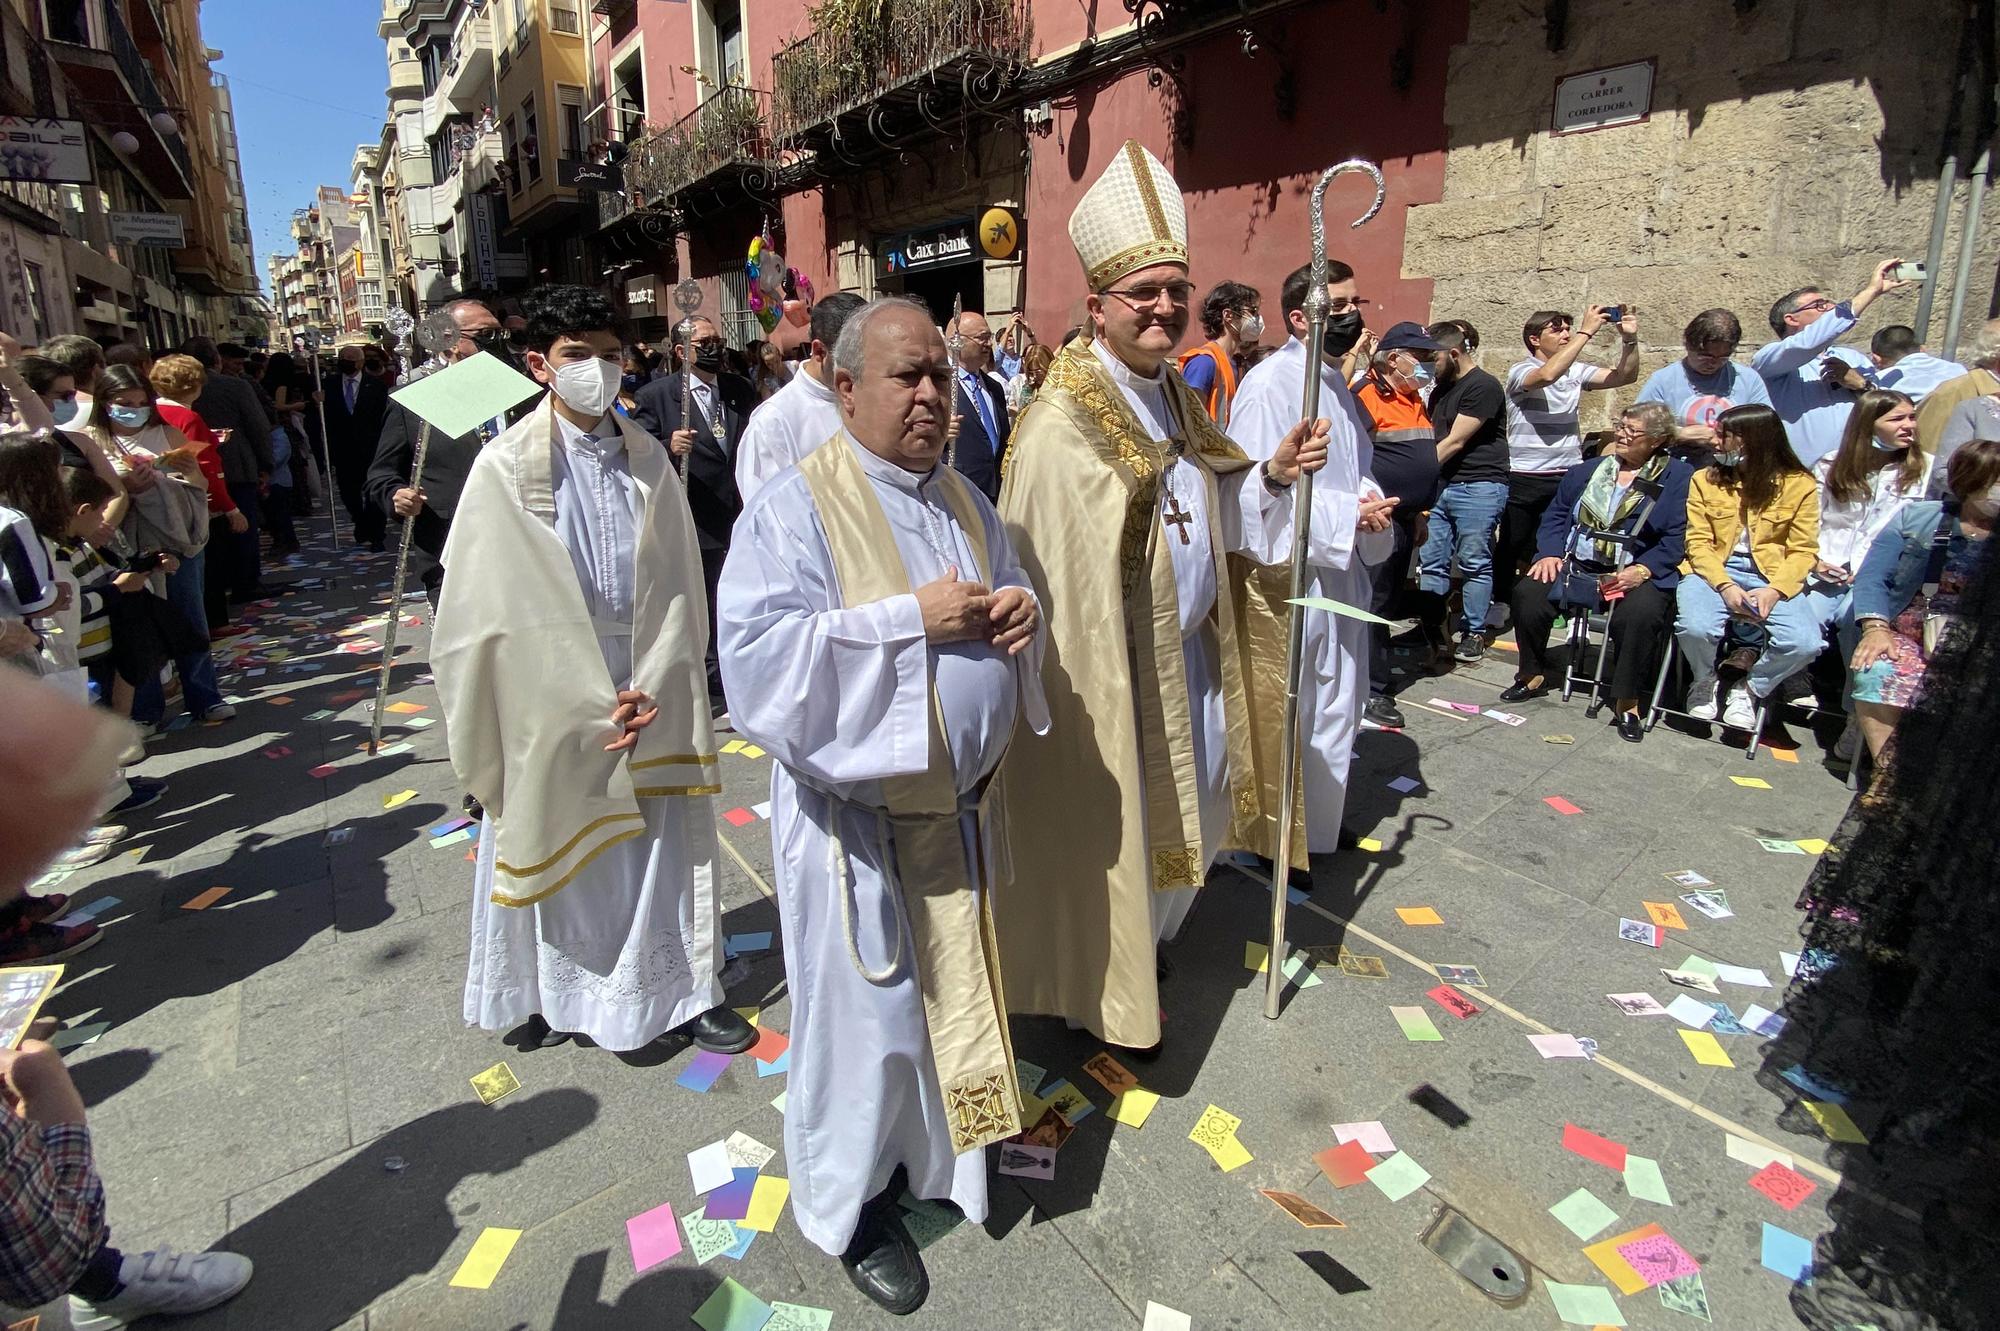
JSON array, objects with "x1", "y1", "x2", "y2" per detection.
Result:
[
  {"x1": 1161, "y1": 480, "x2": 1194, "y2": 545},
  {"x1": 1161, "y1": 439, "x2": 1194, "y2": 545}
]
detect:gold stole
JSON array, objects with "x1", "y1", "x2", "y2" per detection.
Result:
[{"x1": 794, "y1": 433, "x2": 1023, "y2": 1154}]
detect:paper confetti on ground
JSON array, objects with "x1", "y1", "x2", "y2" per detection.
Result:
[{"x1": 447, "y1": 1227, "x2": 522, "y2": 1290}]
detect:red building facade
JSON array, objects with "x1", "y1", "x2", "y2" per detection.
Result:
[{"x1": 589, "y1": 0, "x2": 1458, "y2": 351}]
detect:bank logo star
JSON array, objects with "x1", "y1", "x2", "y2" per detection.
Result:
[{"x1": 987, "y1": 218, "x2": 1014, "y2": 248}]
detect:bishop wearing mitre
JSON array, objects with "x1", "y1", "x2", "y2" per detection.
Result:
[{"x1": 994, "y1": 141, "x2": 1329, "y2": 1054}]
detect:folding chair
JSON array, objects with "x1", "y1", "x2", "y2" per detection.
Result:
[
  {"x1": 1560, "y1": 606, "x2": 1616, "y2": 717},
  {"x1": 1553, "y1": 473, "x2": 1664, "y2": 721},
  {"x1": 1645, "y1": 622, "x2": 1774, "y2": 760}
]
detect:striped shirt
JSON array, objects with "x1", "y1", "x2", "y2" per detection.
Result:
[
  {"x1": 1504, "y1": 358, "x2": 1602, "y2": 475},
  {"x1": 57, "y1": 543, "x2": 118, "y2": 665}
]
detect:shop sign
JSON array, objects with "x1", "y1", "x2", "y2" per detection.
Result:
[
  {"x1": 0, "y1": 118, "x2": 90, "y2": 184},
  {"x1": 625, "y1": 274, "x2": 658, "y2": 317},
  {"x1": 109, "y1": 211, "x2": 186, "y2": 247},
  {"x1": 880, "y1": 217, "x2": 975, "y2": 275}
]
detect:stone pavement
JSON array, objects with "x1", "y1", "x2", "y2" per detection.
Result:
[{"x1": 18, "y1": 534, "x2": 1860, "y2": 1331}]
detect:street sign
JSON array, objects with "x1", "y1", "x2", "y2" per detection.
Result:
[{"x1": 1552, "y1": 60, "x2": 1656, "y2": 136}]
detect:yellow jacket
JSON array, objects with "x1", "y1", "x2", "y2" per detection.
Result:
[{"x1": 1681, "y1": 468, "x2": 1820, "y2": 597}]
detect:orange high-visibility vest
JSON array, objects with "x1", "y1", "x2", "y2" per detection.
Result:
[{"x1": 1176, "y1": 341, "x2": 1239, "y2": 429}]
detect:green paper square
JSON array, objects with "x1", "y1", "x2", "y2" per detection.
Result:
[
  {"x1": 1546, "y1": 1279, "x2": 1626, "y2": 1326},
  {"x1": 389, "y1": 352, "x2": 542, "y2": 440},
  {"x1": 692, "y1": 1276, "x2": 774, "y2": 1331},
  {"x1": 1623, "y1": 1155, "x2": 1674, "y2": 1205},
  {"x1": 1549, "y1": 1187, "x2": 1620, "y2": 1240}
]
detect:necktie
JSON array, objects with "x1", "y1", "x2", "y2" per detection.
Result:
[
  {"x1": 344, "y1": 378, "x2": 356, "y2": 412},
  {"x1": 961, "y1": 371, "x2": 998, "y2": 447}
]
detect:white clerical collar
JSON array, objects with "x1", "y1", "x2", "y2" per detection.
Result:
[
  {"x1": 797, "y1": 369, "x2": 836, "y2": 404},
  {"x1": 1090, "y1": 337, "x2": 1169, "y2": 398},
  {"x1": 848, "y1": 431, "x2": 934, "y2": 494},
  {"x1": 554, "y1": 409, "x2": 622, "y2": 457}
]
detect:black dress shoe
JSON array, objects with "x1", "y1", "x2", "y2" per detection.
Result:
[
  {"x1": 519, "y1": 1013, "x2": 574, "y2": 1049},
  {"x1": 1362, "y1": 695, "x2": 1405, "y2": 729},
  {"x1": 841, "y1": 1202, "x2": 929, "y2": 1315},
  {"x1": 1617, "y1": 712, "x2": 1645, "y2": 743},
  {"x1": 1498, "y1": 678, "x2": 1549, "y2": 703},
  {"x1": 684, "y1": 1005, "x2": 758, "y2": 1054}
]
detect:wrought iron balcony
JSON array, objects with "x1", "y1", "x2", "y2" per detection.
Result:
[
  {"x1": 622, "y1": 86, "x2": 774, "y2": 213},
  {"x1": 42, "y1": 0, "x2": 194, "y2": 195},
  {"x1": 769, "y1": 0, "x2": 1032, "y2": 147}
]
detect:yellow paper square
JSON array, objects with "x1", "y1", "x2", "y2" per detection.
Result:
[
  {"x1": 1207, "y1": 1133, "x2": 1253, "y2": 1172},
  {"x1": 1396, "y1": 906, "x2": 1444, "y2": 926},
  {"x1": 447, "y1": 1226, "x2": 522, "y2": 1289},
  {"x1": 1769, "y1": 747, "x2": 1801, "y2": 763},
  {"x1": 1108, "y1": 1088, "x2": 1160, "y2": 1127},
  {"x1": 1805, "y1": 1100, "x2": 1869, "y2": 1143},
  {"x1": 721, "y1": 739, "x2": 746, "y2": 755},
  {"x1": 384, "y1": 789, "x2": 418, "y2": 809},
  {"x1": 1794, "y1": 839, "x2": 1831, "y2": 855},
  {"x1": 1356, "y1": 836, "x2": 1384, "y2": 852},
  {"x1": 740, "y1": 1175, "x2": 792, "y2": 1232},
  {"x1": 738, "y1": 744, "x2": 766, "y2": 759},
  {"x1": 733, "y1": 1006, "x2": 761, "y2": 1027},
  {"x1": 1730, "y1": 776, "x2": 1773, "y2": 789},
  {"x1": 1243, "y1": 941, "x2": 1270, "y2": 973},
  {"x1": 470, "y1": 1061, "x2": 520, "y2": 1105},
  {"x1": 1679, "y1": 1028, "x2": 1733, "y2": 1067},
  {"x1": 385, "y1": 701, "x2": 426, "y2": 714},
  {"x1": 181, "y1": 886, "x2": 230, "y2": 911}
]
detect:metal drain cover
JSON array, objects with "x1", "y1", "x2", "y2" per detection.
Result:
[{"x1": 1418, "y1": 1205, "x2": 1532, "y2": 1307}]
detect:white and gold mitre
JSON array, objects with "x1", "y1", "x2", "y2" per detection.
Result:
[{"x1": 1068, "y1": 139, "x2": 1189, "y2": 291}]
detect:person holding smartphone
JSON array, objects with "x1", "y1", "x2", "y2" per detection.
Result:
[{"x1": 1753, "y1": 258, "x2": 1912, "y2": 465}]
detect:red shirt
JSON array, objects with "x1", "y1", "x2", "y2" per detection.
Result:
[{"x1": 154, "y1": 402, "x2": 238, "y2": 515}]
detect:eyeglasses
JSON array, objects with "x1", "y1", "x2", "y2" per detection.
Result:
[
  {"x1": 691, "y1": 338, "x2": 726, "y2": 354},
  {"x1": 959, "y1": 331, "x2": 994, "y2": 344},
  {"x1": 1792, "y1": 298, "x2": 1837, "y2": 317},
  {"x1": 1326, "y1": 297, "x2": 1367, "y2": 314},
  {"x1": 1103, "y1": 281, "x2": 1197, "y2": 310},
  {"x1": 1540, "y1": 322, "x2": 1572, "y2": 335}
]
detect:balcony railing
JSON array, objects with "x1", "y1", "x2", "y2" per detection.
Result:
[
  {"x1": 97, "y1": 0, "x2": 193, "y2": 185},
  {"x1": 624, "y1": 86, "x2": 771, "y2": 208},
  {"x1": 769, "y1": 0, "x2": 1031, "y2": 144}
]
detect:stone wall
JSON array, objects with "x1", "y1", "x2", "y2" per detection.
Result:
[{"x1": 1404, "y1": 0, "x2": 2000, "y2": 429}]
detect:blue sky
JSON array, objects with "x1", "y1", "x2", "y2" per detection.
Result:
[{"x1": 201, "y1": 2, "x2": 391, "y2": 294}]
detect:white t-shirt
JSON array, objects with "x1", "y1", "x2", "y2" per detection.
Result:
[{"x1": 1504, "y1": 357, "x2": 1600, "y2": 475}]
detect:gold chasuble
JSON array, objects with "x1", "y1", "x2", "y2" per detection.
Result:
[
  {"x1": 793, "y1": 433, "x2": 1022, "y2": 1153},
  {"x1": 993, "y1": 337, "x2": 1302, "y2": 1049}
]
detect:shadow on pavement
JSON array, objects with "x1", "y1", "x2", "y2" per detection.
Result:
[{"x1": 183, "y1": 1088, "x2": 599, "y2": 1331}]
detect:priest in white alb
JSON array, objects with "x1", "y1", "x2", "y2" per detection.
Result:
[
  {"x1": 1231, "y1": 259, "x2": 1398, "y2": 882},
  {"x1": 718, "y1": 297, "x2": 1047, "y2": 1316},
  {"x1": 732, "y1": 292, "x2": 868, "y2": 506},
  {"x1": 433, "y1": 284, "x2": 756, "y2": 1058},
  {"x1": 994, "y1": 140, "x2": 1329, "y2": 1055}
]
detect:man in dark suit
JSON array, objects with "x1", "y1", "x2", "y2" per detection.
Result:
[
  {"x1": 630, "y1": 316, "x2": 755, "y2": 717},
  {"x1": 949, "y1": 310, "x2": 1010, "y2": 500},
  {"x1": 363, "y1": 298, "x2": 512, "y2": 604},
  {"x1": 323, "y1": 345, "x2": 391, "y2": 549}
]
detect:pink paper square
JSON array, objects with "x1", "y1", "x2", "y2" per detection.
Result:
[
  {"x1": 309, "y1": 764, "x2": 337, "y2": 778},
  {"x1": 722, "y1": 807, "x2": 757, "y2": 828},
  {"x1": 1616, "y1": 1232, "x2": 1700, "y2": 1287},
  {"x1": 625, "y1": 1201, "x2": 682, "y2": 1273},
  {"x1": 1544, "y1": 796, "x2": 1584, "y2": 815}
]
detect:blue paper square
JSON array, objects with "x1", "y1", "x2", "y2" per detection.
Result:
[
  {"x1": 755, "y1": 1049, "x2": 790, "y2": 1078},
  {"x1": 704, "y1": 1166, "x2": 759, "y2": 1221},
  {"x1": 727, "y1": 931, "x2": 773, "y2": 953},
  {"x1": 1779, "y1": 1064, "x2": 1850, "y2": 1105},
  {"x1": 1761, "y1": 1222, "x2": 1814, "y2": 1283}
]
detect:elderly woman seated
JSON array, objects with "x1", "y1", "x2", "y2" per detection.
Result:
[
  {"x1": 1847, "y1": 437, "x2": 2000, "y2": 763},
  {"x1": 1502, "y1": 402, "x2": 1694, "y2": 741},
  {"x1": 1673, "y1": 403, "x2": 1821, "y2": 735}
]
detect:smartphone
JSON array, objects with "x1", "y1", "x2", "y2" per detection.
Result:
[
  {"x1": 1601, "y1": 305, "x2": 1624, "y2": 323},
  {"x1": 1890, "y1": 261, "x2": 1927, "y2": 282}
]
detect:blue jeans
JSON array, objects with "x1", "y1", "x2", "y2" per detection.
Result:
[
  {"x1": 132, "y1": 551, "x2": 224, "y2": 723},
  {"x1": 1673, "y1": 551, "x2": 1822, "y2": 699},
  {"x1": 1417, "y1": 480, "x2": 1508, "y2": 634}
]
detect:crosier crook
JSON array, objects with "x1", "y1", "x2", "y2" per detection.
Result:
[{"x1": 1264, "y1": 160, "x2": 1387, "y2": 1022}]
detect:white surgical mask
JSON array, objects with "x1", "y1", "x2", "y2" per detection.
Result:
[
  {"x1": 550, "y1": 356, "x2": 621, "y2": 418},
  {"x1": 1868, "y1": 433, "x2": 1908, "y2": 452},
  {"x1": 1712, "y1": 450, "x2": 1745, "y2": 468},
  {"x1": 1238, "y1": 313, "x2": 1264, "y2": 342},
  {"x1": 107, "y1": 404, "x2": 152, "y2": 430},
  {"x1": 51, "y1": 398, "x2": 79, "y2": 426}
]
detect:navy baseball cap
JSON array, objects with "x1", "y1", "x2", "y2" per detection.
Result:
[{"x1": 1377, "y1": 321, "x2": 1443, "y2": 353}]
